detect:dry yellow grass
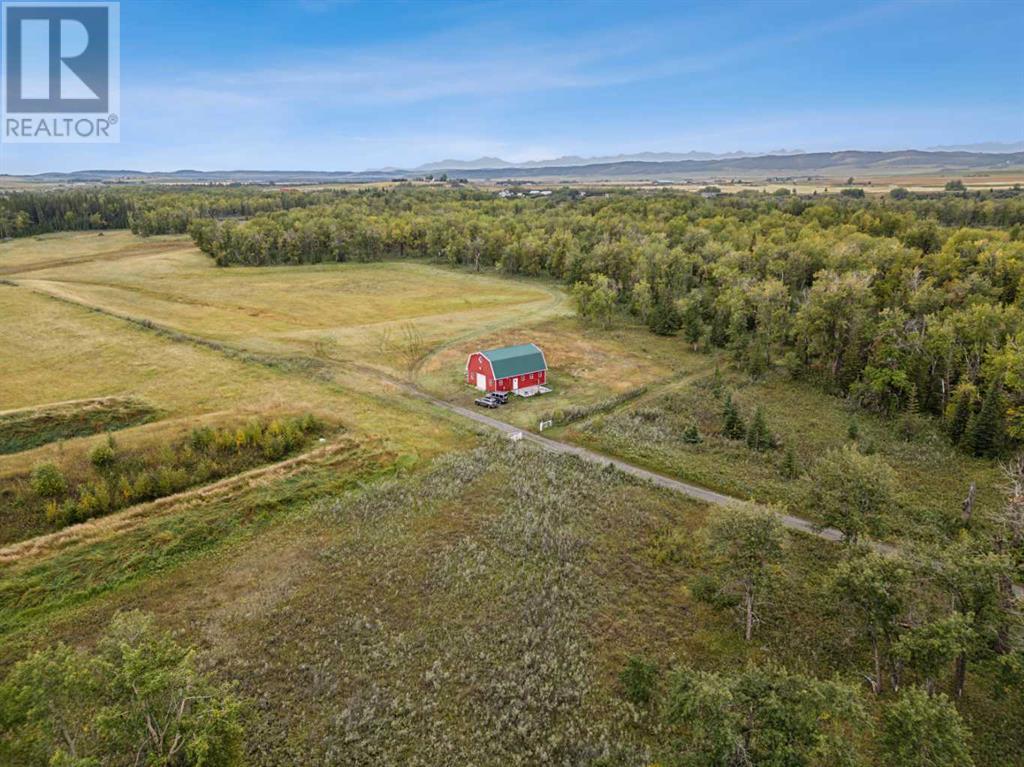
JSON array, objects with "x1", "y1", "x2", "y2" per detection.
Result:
[
  {"x1": 0, "y1": 231, "x2": 576, "y2": 482},
  {"x1": 7, "y1": 235, "x2": 567, "y2": 376},
  {"x1": 0, "y1": 230, "x2": 183, "y2": 274},
  {"x1": 0, "y1": 281, "x2": 463, "y2": 484}
]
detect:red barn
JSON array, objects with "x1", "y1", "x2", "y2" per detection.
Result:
[{"x1": 466, "y1": 343, "x2": 548, "y2": 394}]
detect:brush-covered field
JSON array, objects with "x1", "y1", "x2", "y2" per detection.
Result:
[{"x1": 1, "y1": 226, "x2": 1022, "y2": 766}]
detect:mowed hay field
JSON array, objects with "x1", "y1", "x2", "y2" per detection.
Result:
[
  {"x1": 0, "y1": 230, "x2": 185, "y2": 275},
  {"x1": 0, "y1": 283, "x2": 454, "y2": 472},
  {"x1": 0, "y1": 231, "x2": 574, "y2": 468},
  {"x1": 7, "y1": 232, "x2": 569, "y2": 376}
]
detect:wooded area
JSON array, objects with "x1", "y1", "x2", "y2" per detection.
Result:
[{"x1": 185, "y1": 186, "x2": 1024, "y2": 456}]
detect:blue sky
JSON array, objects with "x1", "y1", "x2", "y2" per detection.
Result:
[{"x1": 1, "y1": 0, "x2": 1021, "y2": 174}]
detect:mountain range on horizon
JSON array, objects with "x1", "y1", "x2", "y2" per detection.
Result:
[
  {"x1": 407, "y1": 149, "x2": 808, "y2": 172},
  {"x1": 8, "y1": 147, "x2": 1024, "y2": 184},
  {"x1": 404, "y1": 142, "x2": 1024, "y2": 173}
]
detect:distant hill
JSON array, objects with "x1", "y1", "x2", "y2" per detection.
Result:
[
  {"x1": 423, "y1": 150, "x2": 1024, "y2": 181},
  {"x1": 928, "y1": 141, "x2": 1024, "y2": 153},
  {"x1": 413, "y1": 149, "x2": 806, "y2": 171},
  {"x1": 6, "y1": 149, "x2": 1024, "y2": 185}
]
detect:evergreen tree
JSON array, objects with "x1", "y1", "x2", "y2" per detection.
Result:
[
  {"x1": 746, "y1": 406, "x2": 776, "y2": 451},
  {"x1": 647, "y1": 295, "x2": 682, "y2": 336},
  {"x1": 965, "y1": 381, "x2": 1004, "y2": 457},
  {"x1": 781, "y1": 446, "x2": 799, "y2": 479},
  {"x1": 722, "y1": 393, "x2": 746, "y2": 440},
  {"x1": 682, "y1": 424, "x2": 702, "y2": 444},
  {"x1": 945, "y1": 383, "x2": 976, "y2": 445}
]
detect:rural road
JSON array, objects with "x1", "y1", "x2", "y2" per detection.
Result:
[
  {"x1": 408, "y1": 392, "x2": 1024, "y2": 580},
  {"x1": 417, "y1": 392, "x2": 866, "y2": 544},
  {"x1": 421, "y1": 394, "x2": 1024, "y2": 600}
]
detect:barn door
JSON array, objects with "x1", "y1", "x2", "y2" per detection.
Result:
[
  {"x1": 512, "y1": 377, "x2": 519, "y2": 391},
  {"x1": 476, "y1": 373, "x2": 486, "y2": 390}
]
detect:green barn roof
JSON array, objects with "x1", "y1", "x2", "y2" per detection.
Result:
[{"x1": 480, "y1": 343, "x2": 547, "y2": 379}]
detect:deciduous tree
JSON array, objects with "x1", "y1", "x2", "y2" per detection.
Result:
[
  {"x1": 705, "y1": 505, "x2": 786, "y2": 641},
  {"x1": 807, "y1": 446, "x2": 898, "y2": 544}
]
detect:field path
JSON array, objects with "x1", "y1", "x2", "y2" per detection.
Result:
[{"x1": 0, "y1": 240, "x2": 185, "y2": 276}]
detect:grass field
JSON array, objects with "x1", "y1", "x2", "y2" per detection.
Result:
[
  {"x1": 8, "y1": 233, "x2": 568, "y2": 375},
  {"x1": 6, "y1": 441, "x2": 1020, "y2": 764},
  {"x1": 0, "y1": 232, "x2": 559, "y2": 472},
  {"x1": 2, "y1": 230, "x2": 1022, "y2": 765}
]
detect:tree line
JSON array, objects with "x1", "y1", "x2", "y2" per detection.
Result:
[
  {"x1": 7, "y1": 184, "x2": 1024, "y2": 454},
  {"x1": 0, "y1": 186, "x2": 355, "y2": 238}
]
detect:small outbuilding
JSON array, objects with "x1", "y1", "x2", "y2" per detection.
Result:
[{"x1": 467, "y1": 343, "x2": 548, "y2": 395}]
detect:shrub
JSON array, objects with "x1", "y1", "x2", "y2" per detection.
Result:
[
  {"x1": 155, "y1": 466, "x2": 188, "y2": 496},
  {"x1": 262, "y1": 435, "x2": 288, "y2": 461},
  {"x1": 133, "y1": 469, "x2": 156, "y2": 500},
  {"x1": 193, "y1": 459, "x2": 219, "y2": 483},
  {"x1": 619, "y1": 656, "x2": 658, "y2": 706},
  {"x1": 682, "y1": 424, "x2": 702, "y2": 444},
  {"x1": 89, "y1": 437, "x2": 117, "y2": 470},
  {"x1": 117, "y1": 475, "x2": 135, "y2": 505},
  {"x1": 30, "y1": 462, "x2": 67, "y2": 498},
  {"x1": 43, "y1": 499, "x2": 68, "y2": 526},
  {"x1": 77, "y1": 480, "x2": 112, "y2": 519},
  {"x1": 189, "y1": 425, "x2": 215, "y2": 452},
  {"x1": 689, "y1": 573, "x2": 738, "y2": 609}
]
